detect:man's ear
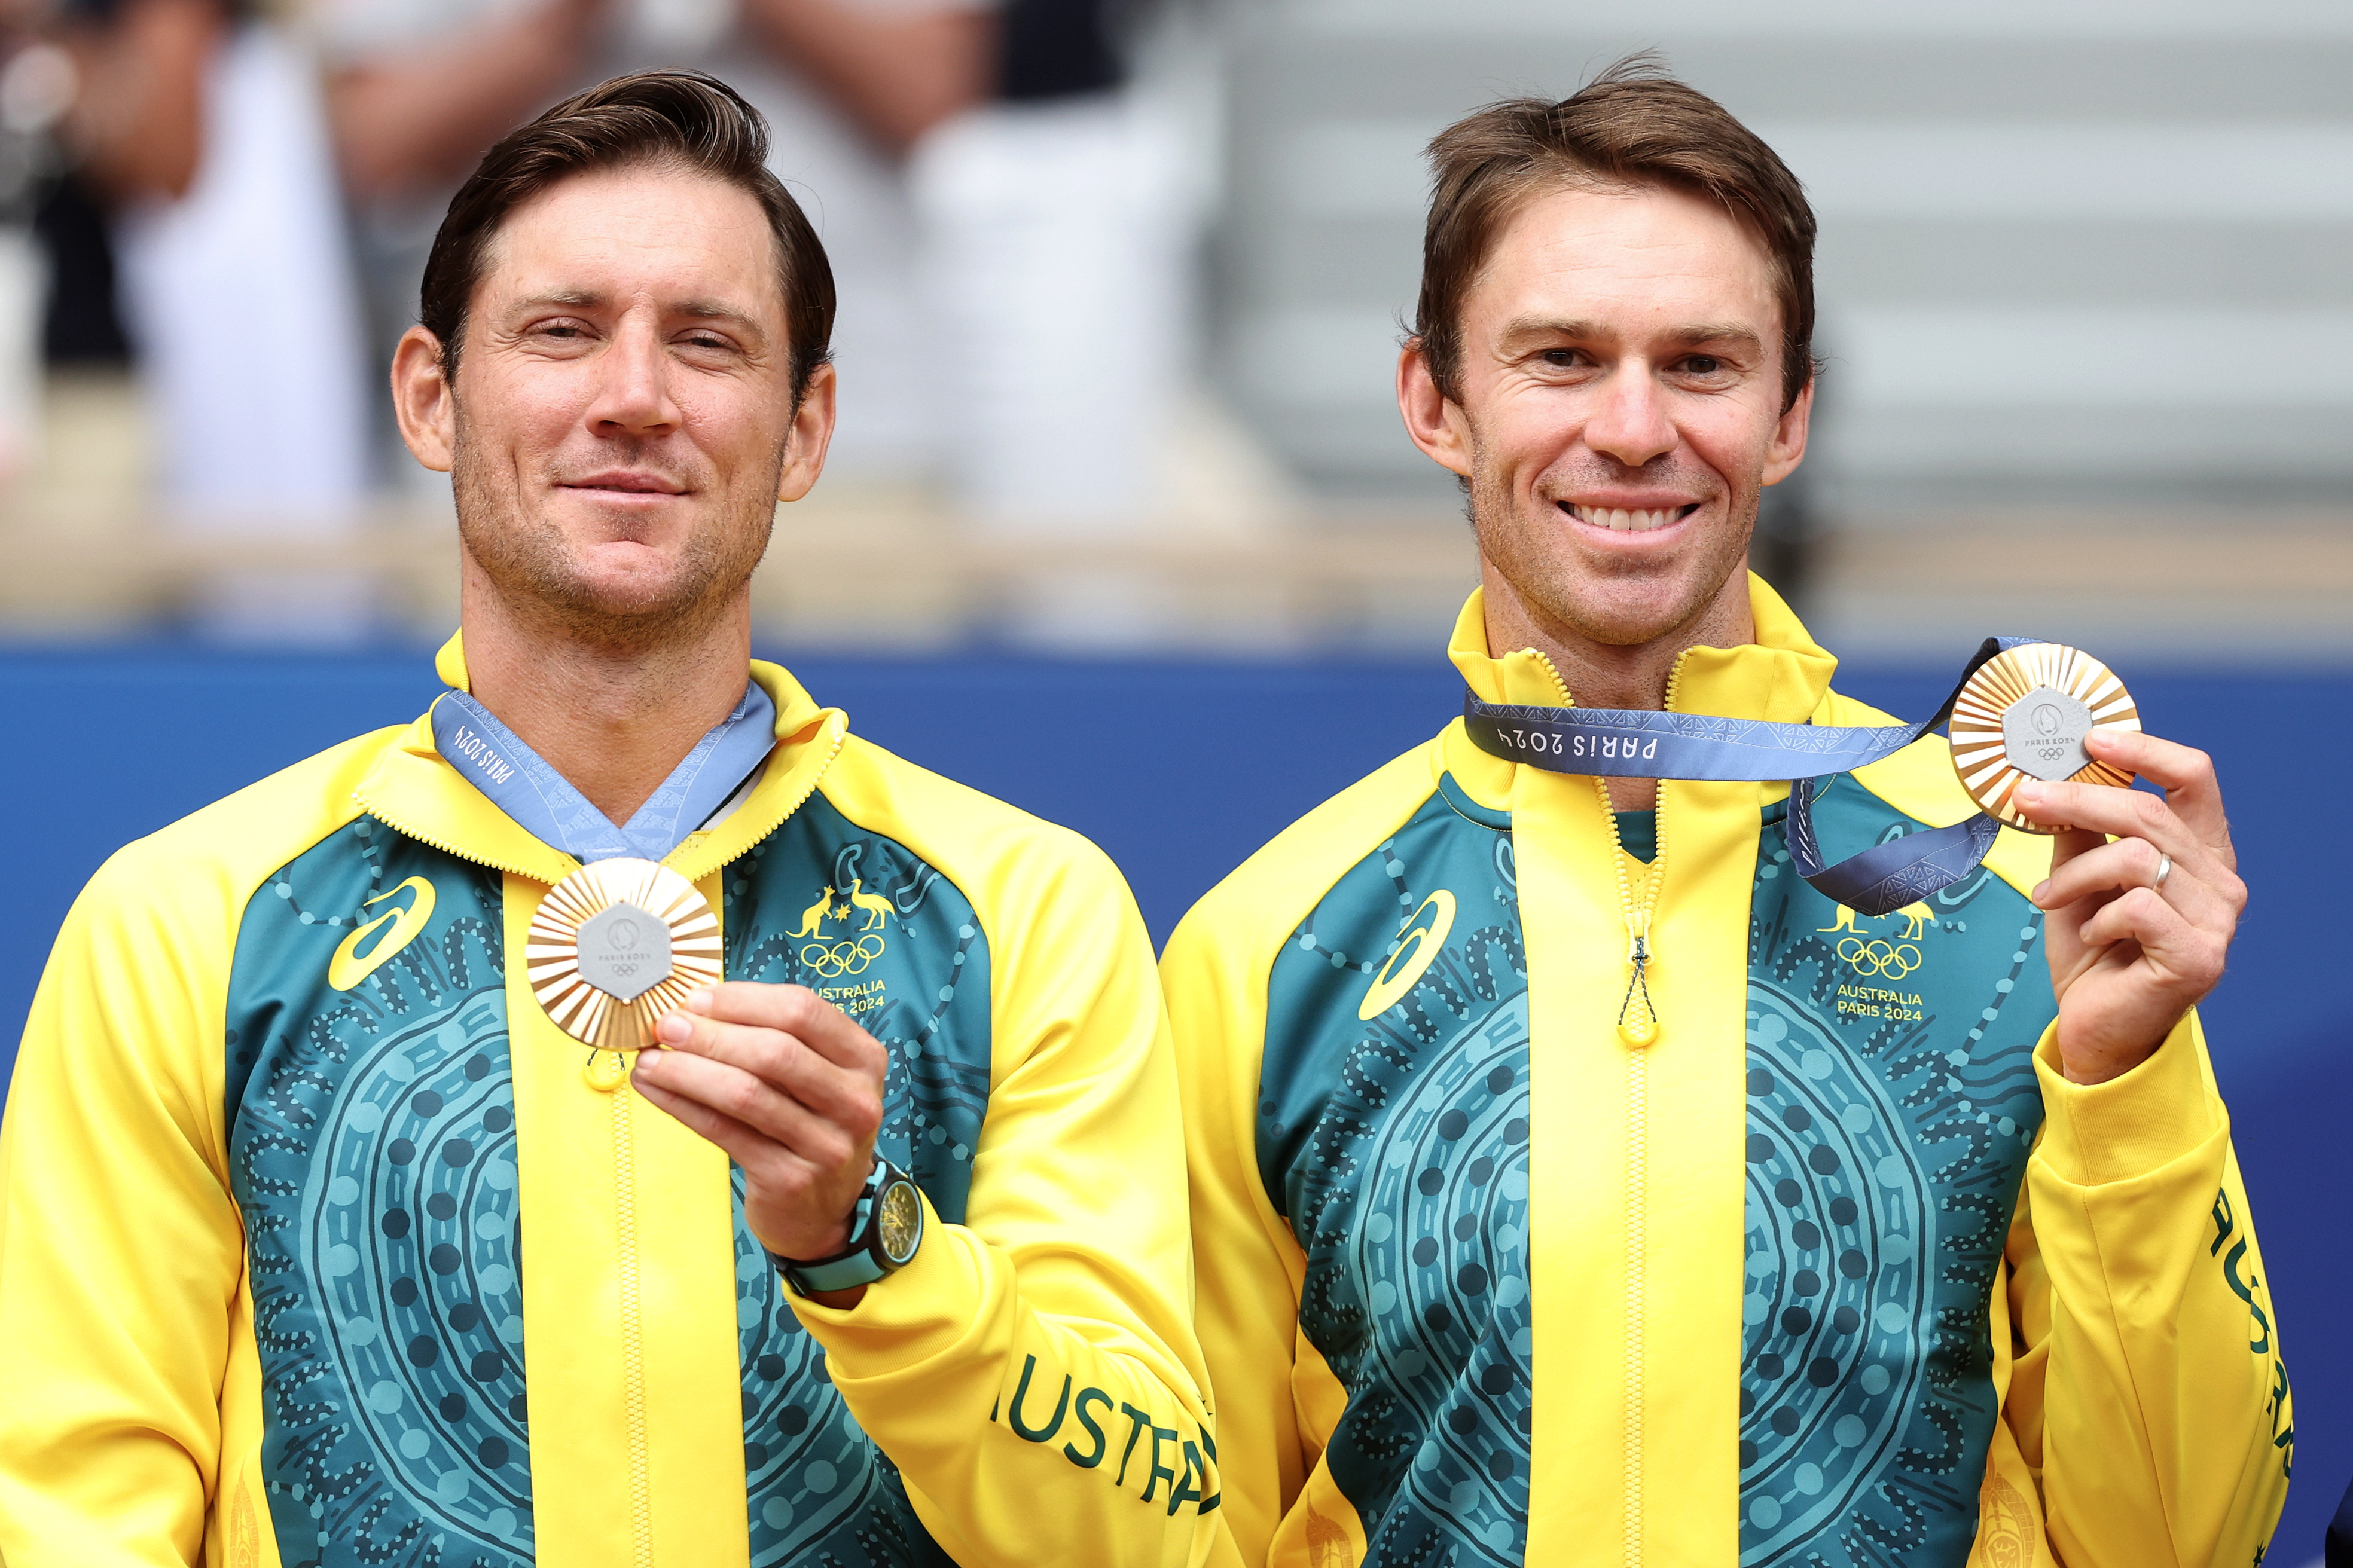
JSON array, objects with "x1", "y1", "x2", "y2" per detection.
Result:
[
  {"x1": 1762, "y1": 376, "x2": 1814, "y2": 487},
  {"x1": 776, "y1": 361, "x2": 837, "y2": 504},
  {"x1": 1397, "y1": 340, "x2": 1473, "y2": 479},
  {"x1": 392, "y1": 326, "x2": 456, "y2": 473}
]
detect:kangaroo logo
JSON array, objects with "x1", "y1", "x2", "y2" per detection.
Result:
[
  {"x1": 1815, "y1": 904, "x2": 1863, "y2": 937},
  {"x1": 792, "y1": 886, "x2": 840, "y2": 939},
  {"x1": 1815, "y1": 901, "x2": 1935, "y2": 940}
]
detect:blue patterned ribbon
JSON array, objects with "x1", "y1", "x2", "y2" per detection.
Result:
[
  {"x1": 431, "y1": 680, "x2": 777, "y2": 864},
  {"x1": 1462, "y1": 637, "x2": 2034, "y2": 915}
]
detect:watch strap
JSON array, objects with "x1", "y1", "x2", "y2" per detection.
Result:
[
  {"x1": 774, "y1": 1155, "x2": 910, "y2": 1298},
  {"x1": 783, "y1": 1245, "x2": 890, "y2": 1295}
]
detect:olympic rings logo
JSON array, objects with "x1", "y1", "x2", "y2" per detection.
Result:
[
  {"x1": 800, "y1": 936, "x2": 885, "y2": 977},
  {"x1": 1837, "y1": 937, "x2": 1922, "y2": 978}
]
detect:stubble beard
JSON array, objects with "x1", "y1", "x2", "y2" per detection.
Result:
[
  {"x1": 1466, "y1": 431, "x2": 1757, "y2": 651},
  {"x1": 451, "y1": 427, "x2": 781, "y2": 657}
]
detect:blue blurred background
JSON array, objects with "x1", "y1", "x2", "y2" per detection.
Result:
[{"x1": 2, "y1": 0, "x2": 2349, "y2": 1554}]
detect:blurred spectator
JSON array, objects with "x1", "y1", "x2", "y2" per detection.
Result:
[
  {"x1": 54, "y1": 0, "x2": 371, "y2": 525},
  {"x1": 317, "y1": 0, "x2": 993, "y2": 491},
  {"x1": 0, "y1": 30, "x2": 62, "y2": 482},
  {"x1": 915, "y1": 0, "x2": 1194, "y2": 534},
  {"x1": 321, "y1": 0, "x2": 1198, "y2": 541}
]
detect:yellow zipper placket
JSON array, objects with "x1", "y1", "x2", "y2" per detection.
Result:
[
  {"x1": 1533, "y1": 646, "x2": 1691, "y2": 1568},
  {"x1": 612, "y1": 1087, "x2": 654, "y2": 1566},
  {"x1": 359, "y1": 716, "x2": 844, "y2": 1564}
]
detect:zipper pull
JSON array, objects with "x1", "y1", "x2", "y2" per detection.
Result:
[
  {"x1": 1618, "y1": 910, "x2": 1659, "y2": 1048},
  {"x1": 584, "y1": 1047, "x2": 631, "y2": 1093}
]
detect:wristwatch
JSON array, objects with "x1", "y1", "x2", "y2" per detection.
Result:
[{"x1": 774, "y1": 1156, "x2": 924, "y2": 1297}]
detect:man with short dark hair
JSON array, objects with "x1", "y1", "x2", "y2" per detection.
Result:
[
  {"x1": 0, "y1": 71, "x2": 1222, "y2": 1566},
  {"x1": 1166, "y1": 63, "x2": 2288, "y2": 1567}
]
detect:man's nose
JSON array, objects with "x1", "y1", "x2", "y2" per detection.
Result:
[
  {"x1": 1583, "y1": 363, "x2": 1677, "y2": 469},
  {"x1": 585, "y1": 325, "x2": 682, "y2": 437}
]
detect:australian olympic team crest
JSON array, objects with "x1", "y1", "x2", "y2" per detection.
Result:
[{"x1": 789, "y1": 867, "x2": 899, "y2": 979}]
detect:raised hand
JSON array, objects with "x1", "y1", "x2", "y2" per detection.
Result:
[
  {"x1": 2012, "y1": 729, "x2": 2247, "y2": 1085},
  {"x1": 630, "y1": 982, "x2": 887, "y2": 1298}
]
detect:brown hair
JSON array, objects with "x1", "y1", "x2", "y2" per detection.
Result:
[
  {"x1": 419, "y1": 70, "x2": 835, "y2": 406},
  {"x1": 1412, "y1": 56, "x2": 1817, "y2": 411}
]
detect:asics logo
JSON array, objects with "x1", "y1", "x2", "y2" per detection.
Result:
[
  {"x1": 329, "y1": 877, "x2": 437, "y2": 991},
  {"x1": 1359, "y1": 890, "x2": 1457, "y2": 1021}
]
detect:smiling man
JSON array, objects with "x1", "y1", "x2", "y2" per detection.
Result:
[
  {"x1": 1164, "y1": 64, "x2": 2289, "y2": 1567},
  {"x1": 0, "y1": 72, "x2": 1222, "y2": 1567}
]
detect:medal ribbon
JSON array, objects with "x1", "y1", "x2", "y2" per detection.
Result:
[
  {"x1": 1463, "y1": 637, "x2": 2034, "y2": 915},
  {"x1": 431, "y1": 680, "x2": 777, "y2": 864}
]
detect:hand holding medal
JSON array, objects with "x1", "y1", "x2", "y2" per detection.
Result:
[
  {"x1": 434, "y1": 684, "x2": 892, "y2": 1294},
  {"x1": 628, "y1": 982, "x2": 890, "y2": 1296},
  {"x1": 1948, "y1": 643, "x2": 2245, "y2": 1084}
]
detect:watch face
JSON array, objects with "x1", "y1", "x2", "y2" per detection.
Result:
[{"x1": 877, "y1": 1179, "x2": 923, "y2": 1266}]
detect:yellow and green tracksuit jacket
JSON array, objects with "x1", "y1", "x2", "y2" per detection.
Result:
[
  {"x1": 1164, "y1": 580, "x2": 2290, "y2": 1568},
  {"x1": 0, "y1": 638, "x2": 1221, "y2": 1567}
]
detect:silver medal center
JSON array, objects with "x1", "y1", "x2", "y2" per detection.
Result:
[
  {"x1": 574, "y1": 900, "x2": 675, "y2": 1002},
  {"x1": 2000, "y1": 685, "x2": 2095, "y2": 782}
]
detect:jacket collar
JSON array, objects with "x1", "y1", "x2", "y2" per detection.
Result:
[
  {"x1": 355, "y1": 631, "x2": 844, "y2": 887},
  {"x1": 1441, "y1": 573, "x2": 1839, "y2": 808}
]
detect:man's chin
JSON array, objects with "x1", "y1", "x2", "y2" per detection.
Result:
[{"x1": 1528, "y1": 563, "x2": 1744, "y2": 650}]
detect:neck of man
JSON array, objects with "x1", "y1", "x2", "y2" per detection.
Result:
[
  {"x1": 457, "y1": 566, "x2": 755, "y2": 828},
  {"x1": 1479, "y1": 558, "x2": 1757, "y2": 814}
]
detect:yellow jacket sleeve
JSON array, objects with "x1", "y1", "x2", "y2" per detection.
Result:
[
  {"x1": 1159, "y1": 894, "x2": 1310, "y2": 1568},
  {"x1": 0, "y1": 847, "x2": 246, "y2": 1566},
  {"x1": 1995, "y1": 1011, "x2": 2290, "y2": 1567},
  {"x1": 791, "y1": 830, "x2": 1236, "y2": 1568}
]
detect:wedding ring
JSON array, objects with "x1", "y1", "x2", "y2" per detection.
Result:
[{"x1": 2153, "y1": 851, "x2": 2172, "y2": 892}]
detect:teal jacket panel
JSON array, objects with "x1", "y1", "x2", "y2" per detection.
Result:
[
  {"x1": 224, "y1": 796, "x2": 994, "y2": 1567},
  {"x1": 1252, "y1": 772, "x2": 2053, "y2": 1568}
]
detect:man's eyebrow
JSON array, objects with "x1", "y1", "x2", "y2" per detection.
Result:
[
  {"x1": 671, "y1": 299, "x2": 765, "y2": 337},
  {"x1": 512, "y1": 289, "x2": 602, "y2": 311},
  {"x1": 1496, "y1": 317, "x2": 1765, "y2": 351}
]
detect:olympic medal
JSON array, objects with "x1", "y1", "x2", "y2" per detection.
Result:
[
  {"x1": 524, "y1": 857, "x2": 722, "y2": 1051},
  {"x1": 1949, "y1": 643, "x2": 2140, "y2": 832}
]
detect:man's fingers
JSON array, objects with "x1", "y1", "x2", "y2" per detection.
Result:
[
  {"x1": 2073, "y1": 887, "x2": 2225, "y2": 989},
  {"x1": 2083, "y1": 729, "x2": 2235, "y2": 864},
  {"x1": 2032, "y1": 834, "x2": 2226, "y2": 924},
  {"x1": 630, "y1": 1073, "x2": 843, "y2": 1214},
  {"x1": 654, "y1": 1008, "x2": 881, "y2": 1132},
  {"x1": 632, "y1": 1047, "x2": 871, "y2": 1171},
  {"x1": 2012, "y1": 775, "x2": 2204, "y2": 863},
  {"x1": 682, "y1": 982, "x2": 888, "y2": 1078},
  {"x1": 628, "y1": 1072, "x2": 772, "y2": 1165}
]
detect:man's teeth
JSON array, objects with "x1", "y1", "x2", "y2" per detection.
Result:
[{"x1": 1574, "y1": 505, "x2": 1682, "y2": 532}]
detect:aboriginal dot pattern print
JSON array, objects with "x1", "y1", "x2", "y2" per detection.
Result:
[
  {"x1": 227, "y1": 796, "x2": 990, "y2": 1566},
  {"x1": 1254, "y1": 774, "x2": 2052, "y2": 1566}
]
